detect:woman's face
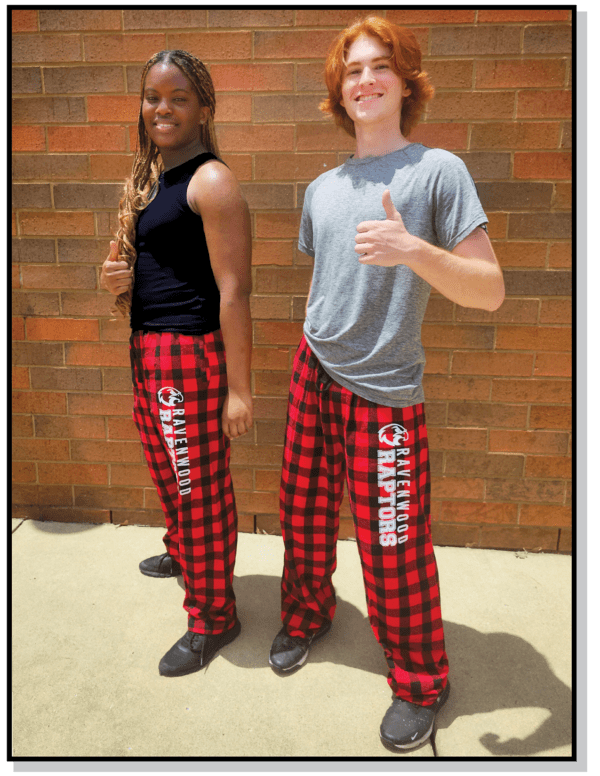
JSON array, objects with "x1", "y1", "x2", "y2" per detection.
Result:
[{"x1": 142, "y1": 62, "x2": 209, "y2": 152}]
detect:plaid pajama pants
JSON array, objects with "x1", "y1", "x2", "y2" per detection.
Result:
[
  {"x1": 280, "y1": 336, "x2": 449, "y2": 705},
  {"x1": 130, "y1": 329, "x2": 238, "y2": 636}
]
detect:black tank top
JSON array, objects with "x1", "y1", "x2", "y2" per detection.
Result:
[{"x1": 130, "y1": 152, "x2": 222, "y2": 334}]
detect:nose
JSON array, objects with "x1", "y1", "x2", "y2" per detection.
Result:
[
  {"x1": 155, "y1": 98, "x2": 171, "y2": 115},
  {"x1": 358, "y1": 66, "x2": 376, "y2": 86}
]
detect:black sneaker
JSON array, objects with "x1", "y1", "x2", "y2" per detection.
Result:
[
  {"x1": 159, "y1": 619, "x2": 241, "y2": 677},
  {"x1": 139, "y1": 552, "x2": 181, "y2": 578},
  {"x1": 379, "y1": 681, "x2": 450, "y2": 751},
  {"x1": 269, "y1": 622, "x2": 331, "y2": 672}
]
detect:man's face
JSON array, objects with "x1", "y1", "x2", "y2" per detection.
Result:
[{"x1": 340, "y1": 34, "x2": 411, "y2": 131}]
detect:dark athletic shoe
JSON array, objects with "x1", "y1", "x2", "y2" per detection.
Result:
[
  {"x1": 158, "y1": 619, "x2": 241, "y2": 677},
  {"x1": 269, "y1": 622, "x2": 331, "y2": 672},
  {"x1": 379, "y1": 681, "x2": 450, "y2": 751},
  {"x1": 139, "y1": 552, "x2": 181, "y2": 578}
]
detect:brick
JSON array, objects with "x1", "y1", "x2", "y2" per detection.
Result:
[
  {"x1": 239, "y1": 184, "x2": 294, "y2": 211},
  {"x1": 296, "y1": 123, "x2": 356, "y2": 151},
  {"x1": 489, "y1": 430, "x2": 569, "y2": 455},
  {"x1": 250, "y1": 396, "x2": 289, "y2": 420},
  {"x1": 12, "y1": 96, "x2": 86, "y2": 124},
  {"x1": 255, "y1": 267, "x2": 312, "y2": 294},
  {"x1": 529, "y1": 405, "x2": 571, "y2": 430},
  {"x1": 517, "y1": 90, "x2": 572, "y2": 119},
  {"x1": 19, "y1": 212, "x2": 95, "y2": 237},
  {"x1": 12, "y1": 10, "x2": 38, "y2": 32},
  {"x1": 431, "y1": 26, "x2": 521, "y2": 56},
  {"x1": 510, "y1": 214, "x2": 572, "y2": 243},
  {"x1": 12, "y1": 154, "x2": 89, "y2": 180},
  {"x1": 254, "y1": 29, "x2": 337, "y2": 59},
  {"x1": 12, "y1": 67, "x2": 42, "y2": 93},
  {"x1": 74, "y1": 486, "x2": 144, "y2": 509},
  {"x1": 513, "y1": 152, "x2": 571, "y2": 180},
  {"x1": 12, "y1": 341, "x2": 64, "y2": 366},
  {"x1": 210, "y1": 64, "x2": 294, "y2": 92},
  {"x1": 44, "y1": 65, "x2": 124, "y2": 94},
  {"x1": 65, "y1": 342, "x2": 129, "y2": 367},
  {"x1": 423, "y1": 402, "x2": 447, "y2": 427},
  {"x1": 39, "y1": 9, "x2": 121, "y2": 30},
  {"x1": 212, "y1": 8, "x2": 293, "y2": 25},
  {"x1": 470, "y1": 122, "x2": 561, "y2": 150},
  {"x1": 447, "y1": 402, "x2": 527, "y2": 429},
  {"x1": 70, "y1": 439, "x2": 141, "y2": 463},
  {"x1": 110, "y1": 464, "x2": 153, "y2": 487},
  {"x1": 38, "y1": 463, "x2": 107, "y2": 486},
  {"x1": 68, "y1": 393, "x2": 132, "y2": 416},
  {"x1": 445, "y1": 451, "x2": 524, "y2": 478},
  {"x1": 553, "y1": 182, "x2": 571, "y2": 210},
  {"x1": 423, "y1": 375, "x2": 490, "y2": 401},
  {"x1": 496, "y1": 325, "x2": 571, "y2": 352},
  {"x1": 107, "y1": 417, "x2": 138, "y2": 440},
  {"x1": 422, "y1": 60, "x2": 474, "y2": 90},
  {"x1": 110, "y1": 509, "x2": 166, "y2": 528},
  {"x1": 13, "y1": 414, "x2": 34, "y2": 437},
  {"x1": 561, "y1": 122, "x2": 572, "y2": 149},
  {"x1": 102, "y1": 368, "x2": 132, "y2": 392},
  {"x1": 520, "y1": 504, "x2": 571, "y2": 527},
  {"x1": 455, "y1": 152, "x2": 511, "y2": 181},
  {"x1": 251, "y1": 240, "x2": 294, "y2": 267},
  {"x1": 477, "y1": 182, "x2": 553, "y2": 211},
  {"x1": 34, "y1": 415, "x2": 106, "y2": 439},
  {"x1": 12, "y1": 125, "x2": 46, "y2": 151},
  {"x1": 503, "y1": 270, "x2": 571, "y2": 296},
  {"x1": 431, "y1": 523, "x2": 480, "y2": 548},
  {"x1": 38, "y1": 507, "x2": 111, "y2": 524},
  {"x1": 216, "y1": 125, "x2": 294, "y2": 153},
  {"x1": 422, "y1": 324, "x2": 494, "y2": 350},
  {"x1": 533, "y1": 353, "x2": 571, "y2": 381},
  {"x1": 99, "y1": 318, "x2": 131, "y2": 343},
  {"x1": 13, "y1": 266, "x2": 21, "y2": 288},
  {"x1": 167, "y1": 31, "x2": 251, "y2": 59},
  {"x1": 540, "y1": 300, "x2": 571, "y2": 324},
  {"x1": 83, "y1": 34, "x2": 165, "y2": 63},
  {"x1": 124, "y1": 10, "x2": 208, "y2": 29},
  {"x1": 13, "y1": 391, "x2": 66, "y2": 415},
  {"x1": 523, "y1": 26, "x2": 572, "y2": 55},
  {"x1": 423, "y1": 298, "x2": 454, "y2": 322},
  {"x1": 12, "y1": 184, "x2": 52, "y2": 209},
  {"x1": 13, "y1": 485, "x2": 73, "y2": 507},
  {"x1": 476, "y1": 59, "x2": 566, "y2": 89},
  {"x1": 441, "y1": 501, "x2": 518, "y2": 524},
  {"x1": 90, "y1": 156, "x2": 133, "y2": 181},
  {"x1": 254, "y1": 372, "x2": 291, "y2": 397},
  {"x1": 251, "y1": 296, "x2": 290, "y2": 320},
  {"x1": 558, "y1": 527, "x2": 571, "y2": 553},
  {"x1": 26, "y1": 318, "x2": 99, "y2": 342},
  {"x1": 61, "y1": 291, "x2": 114, "y2": 317},
  {"x1": 254, "y1": 212, "x2": 300, "y2": 240},
  {"x1": 235, "y1": 490, "x2": 280, "y2": 515},
  {"x1": 428, "y1": 92, "x2": 515, "y2": 121},
  {"x1": 297, "y1": 63, "x2": 327, "y2": 92},
  {"x1": 486, "y1": 213, "x2": 508, "y2": 239},
  {"x1": 12, "y1": 34, "x2": 82, "y2": 64},
  {"x1": 253, "y1": 94, "x2": 326, "y2": 124},
  {"x1": 480, "y1": 525, "x2": 559, "y2": 551},
  {"x1": 429, "y1": 428, "x2": 487, "y2": 451},
  {"x1": 525, "y1": 455, "x2": 572, "y2": 479},
  {"x1": 548, "y1": 244, "x2": 571, "y2": 268},
  {"x1": 479, "y1": 10, "x2": 571, "y2": 22},
  {"x1": 452, "y1": 352, "x2": 533, "y2": 377},
  {"x1": 408, "y1": 123, "x2": 468, "y2": 151},
  {"x1": 87, "y1": 95, "x2": 140, "y2": 123},
  {"x1": 55, "y1": 239, "x2": 108, "y2": 265},
  {"x1": 493, "y1": 242, "x2": 546, "y2": 269},
  {"x1": 12, "y1": 317, "x2": 25, "y2": 340},
  {"x1": 492, "y1": 378, "x2": 571, "y2": 404},
  {"x1": 30, "y1": 366, "x2": 101, "y2": 392},
  {"x1": 53, "y1": 183, "x2": 122, "y2": 210},
  {"x1": 214, "y1": 94, "x2": 252, "y2": 123},
  {"x1": 13, "y1": 462, "x2": 36, "y2": 482},
  {"x1": 486, "y1": 478, "x2": 564, "y2": 503},
  {"x1": 251, "y1": 347, "x2": 289, "y2": 371},
  {"x1": 12, "y1": 239, "x2": 55, "y2": 265},
  {"x1": 458, "y1": 299, "x2": 539, "y2": 326},
  {"x1": 229, "y1": 444, "x2": 284, "y2": 467},
  {"x1": 431, "y1": 477, "x2": 484, "y2": 500},
  {"x1": 12, "y1": 366, "x2": 30, "y2": 390},
  {"x1": 423, "y1": 352, "x2": 450, "y2": 375},
  {"x1": 219, "y1": 154, "x2": 251, "y2": 182},
  {"x1": 13, "y1": 438, "x2": 70, "y2": 461}
]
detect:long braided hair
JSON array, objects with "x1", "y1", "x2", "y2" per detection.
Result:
[{"x1": 112, "y1": 50, "x2": 219, "y2": 317}]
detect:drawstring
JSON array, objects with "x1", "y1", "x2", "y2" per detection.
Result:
[{"x1": 314, "y1": 358, "x2": 333, "y2": 396}]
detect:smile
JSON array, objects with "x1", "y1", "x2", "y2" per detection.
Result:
[{"x1": 356, "y1": 94, "x2": 383, "y2": 103}]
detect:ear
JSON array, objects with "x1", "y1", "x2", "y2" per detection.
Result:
[{"x1": 199, "y1": 106, "x2": 210, "y2": 125}]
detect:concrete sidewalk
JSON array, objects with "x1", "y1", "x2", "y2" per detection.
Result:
[{"x1": 11, "y1": 518, "x2": 572, "y2": 759}]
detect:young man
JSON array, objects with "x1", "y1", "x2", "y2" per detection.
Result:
[{"x1": 268, "y1": 17, "x2": 505, "y2": 751}]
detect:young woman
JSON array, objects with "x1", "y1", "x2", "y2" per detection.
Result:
[{"x1": 101, "y1": 50, "x2": 252, "y2": 678}]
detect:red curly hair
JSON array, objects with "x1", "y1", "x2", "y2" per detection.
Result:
[{"x1": 320, "y1": 16, "x2": 435, "y2": 138}]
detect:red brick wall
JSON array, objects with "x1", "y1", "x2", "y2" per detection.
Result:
[{"x1": 12, "y1": 9, "x2": 572, "y2": 552}]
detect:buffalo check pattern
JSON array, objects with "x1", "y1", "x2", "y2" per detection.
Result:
[
  {"x1": 279, "y1": 337, "x2": 449, "y2": 705},
  {"x1": 130, "y1": 330, "x2": 238, "y2": 636}
]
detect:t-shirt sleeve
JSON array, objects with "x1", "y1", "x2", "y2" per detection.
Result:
[
  {"x1": 434, "y1": 155, "x2": 489, "y2": 252},
  {"x1": 298, "y1": 183, "x2": 315, "y2": 257}
]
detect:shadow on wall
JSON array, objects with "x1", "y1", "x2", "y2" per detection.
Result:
[{"x1": 205, "y1": 572, "x2": 573, "y2": 758}]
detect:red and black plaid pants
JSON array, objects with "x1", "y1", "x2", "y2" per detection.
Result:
[
  {"x1": 130, "y1": 329, "x2": 238, "y2": 636},
  {"x1": 280, "y1": 337, "x2": 449, "y2": 705}
]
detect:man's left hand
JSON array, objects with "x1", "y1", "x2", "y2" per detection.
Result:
[{"x1": 355, "y1": 189, "x2": 417, "y2": 267}]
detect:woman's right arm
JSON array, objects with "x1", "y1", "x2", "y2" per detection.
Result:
[{"x1": 101, "y1": 241, "x2": 133, "y2": 296}]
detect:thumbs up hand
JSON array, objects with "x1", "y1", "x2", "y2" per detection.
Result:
[
  {"x1": 355, "y1": 190, "x2": 416, "y2": 267},
  {"x1": 101, "y1": 241, "x2": 133, "y2": 296}
]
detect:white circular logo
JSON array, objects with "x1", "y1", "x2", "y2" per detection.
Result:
[
  {"x1": 378, "y1": 423, "x2": 409, "y2": 447},
  {"x1": 157, "y1": 387, "x2": 184, "y2": 407}
]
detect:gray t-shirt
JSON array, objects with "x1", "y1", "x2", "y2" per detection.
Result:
[{"x1": 299, "y1": 143, "x2": 488, "y2": 408}]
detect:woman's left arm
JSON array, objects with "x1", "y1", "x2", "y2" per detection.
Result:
[{"x1": 188, "y1": 162, "x2": 253, "y2": 440}]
